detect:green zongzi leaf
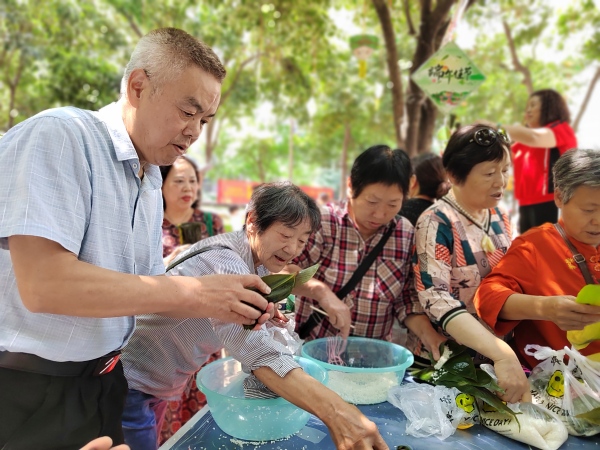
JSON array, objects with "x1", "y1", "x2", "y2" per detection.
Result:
[
  {"x1": 412, "y1": 341, "x2": 520, "y2": 426},
  {"x1": 243, "y1": 264, "x2": 320, "y2": 329},
  {"x1": 576, "y1": 407, "x2": 600, "y2": 426}
]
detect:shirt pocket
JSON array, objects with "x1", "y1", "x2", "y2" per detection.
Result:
[{"x1": 375, "y1": 258, "x2": 404, "y2": 302}]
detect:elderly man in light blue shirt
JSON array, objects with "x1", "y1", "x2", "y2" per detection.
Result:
[{"x1": 0, "y1": 28, "x2": 271, "y2": 450}]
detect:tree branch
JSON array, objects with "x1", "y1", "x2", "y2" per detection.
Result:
[
  {"x1": 372, "y1": 0, "x2": 404, "y2": 148},
  {"x1": 572, "y1": 66, "x2": 600, "y2": 133},
  {"x1": 402, "y1": 0, "x2": 416, "y2": 35},
  {"x1": 220, "y1": 53, "x2": 263, "y2": 105},
  {"x1": 502, "y1": 20, "x2": 533, "y2": 95}
]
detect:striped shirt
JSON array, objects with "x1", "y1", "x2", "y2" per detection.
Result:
[
  {"x1": 413, "y1": 192, "x2": 512, "y2": 330},
  {"x1": 292, "y1": 202, "x2": 424, "y2": 350},
  {"x1": 0, "y1": 104, "x2": 164, "y2": 362},
  {"x1": 121, "y1": 230, "x2": 300, "y2": 401}
]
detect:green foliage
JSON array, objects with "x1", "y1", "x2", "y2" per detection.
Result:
[
  {"x1": 412, "y1": 340, "x2": 521, "y2": 425},
  {"x1": 1, "y1": 0, "x2": 597, "y2": 189}
]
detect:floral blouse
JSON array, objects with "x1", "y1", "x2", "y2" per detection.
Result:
[
  {"x1": 413, "y1": 194, "x2": 512, "y2": 331},
  {"x1": 162, "y1": 209, "x2": 224, "y2": 257}
]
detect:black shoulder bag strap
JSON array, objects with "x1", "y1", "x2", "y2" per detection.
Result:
[
  {"x1": 298, "y1": 222, "x2": 396, "y2": 339},
  {"x1": 553, "y1": 223, "x2": 596, "y2": 285},
  {"x1": 166, "y1": 245, "x2": 230, "y2": 272}
]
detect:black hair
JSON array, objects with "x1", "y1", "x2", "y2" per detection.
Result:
[
  {"x1": 531, "y1": 89, "x2": 571, "y2": 125},
  {"x1": 246, "y1": 182, "x2": 321, "y2": 235},
  {"x1": 160, "y1": 155, "x2": 201, "y2": 210},
  {"x1": 412, "y1": 153, "x2": 450, "y2": 199},
  {"x1": 442, "y1": 125, "x2": 509, "y2": 185},
  {"x1": 350, "y1": 145, "x2": 412, "y2": 198}
]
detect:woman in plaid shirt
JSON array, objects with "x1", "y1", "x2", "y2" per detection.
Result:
[{"x1": 289, "y1": 145, "x2": 446, "y2": 363}]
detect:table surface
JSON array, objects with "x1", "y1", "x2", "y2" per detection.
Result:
[{"x1": 159, "y1": 400, "x2": 598, "y2": 450}]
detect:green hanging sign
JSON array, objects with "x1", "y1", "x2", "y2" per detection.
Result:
[{"x1": 411, "y1": 41, "x2": 486, "y2": 114}]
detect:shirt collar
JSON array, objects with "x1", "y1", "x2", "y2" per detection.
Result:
[{"x1": 96, "y1": 102, "x2": 162, "y2": 189}]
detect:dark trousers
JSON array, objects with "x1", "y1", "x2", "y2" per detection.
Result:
[
  {"x1": 519, "y1": 201, "x2": 558, "y2": 235},
  {"x1": 0, "y1": 362, "x2": 128, "y2": 450}
]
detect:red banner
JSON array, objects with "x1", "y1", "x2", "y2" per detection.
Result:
[{"x1": 217, "y1": 179, "x2": 334, "y2": 205}]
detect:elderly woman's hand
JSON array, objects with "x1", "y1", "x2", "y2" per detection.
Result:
[
  {"x1": 268, "y1": 306, "x2": 290, "y2": 328},
  {"x1": 493, "y1": 355, "x2": 531, "y2": 404},
  {"x1": 543, "y1": 295, "x2": 600, "y2": 331}
]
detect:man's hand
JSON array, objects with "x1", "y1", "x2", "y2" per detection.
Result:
[
  {"x1": 543, "y1": 295, "x2": 600, "y2": 330},
  {"x1": 183, "y1": 274, "x2": 271, "y2": 327},
  {"x1": 80, "y1": 437, "x2": 129, "y2": 450}
]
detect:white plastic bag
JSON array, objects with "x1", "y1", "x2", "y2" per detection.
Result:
[
  {"x1": 526, "y1": 345, "x2": 600, "y2": 436},
  {"x1": 388, "y1": 383, "x2": 465, "y2": 440},
  {"x1": 477, "y1": 364, "x2": 568, "y2": 450}
]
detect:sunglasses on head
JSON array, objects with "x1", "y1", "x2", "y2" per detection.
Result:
[{"x1": 469, "y1": 127, "x2": 510, "y2": 147}]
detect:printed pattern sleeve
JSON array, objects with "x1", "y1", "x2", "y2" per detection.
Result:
[{"x1": 413, "y1": 211, "x2": 468, "y2": 328}]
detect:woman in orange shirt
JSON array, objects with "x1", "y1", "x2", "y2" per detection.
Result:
[{"x1": 475, "y1": 148, "x2": 600, "y2": 368}]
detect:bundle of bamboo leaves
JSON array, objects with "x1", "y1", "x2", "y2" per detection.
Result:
[
  {"x1": 411, "y1": 340, "x2": 520, "y2": 425},
  {"x1": 244, "y1": 263, "x2": 320, "y2": 329}
]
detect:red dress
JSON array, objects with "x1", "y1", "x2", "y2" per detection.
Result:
[{"x1": 159, "y1": 209, "x2": 224, "y2": 444}]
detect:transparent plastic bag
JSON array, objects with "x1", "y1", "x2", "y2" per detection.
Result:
[
  {"x1": 478, "y1": 364, "x2": 568, "y2": 450},
  {"x1": 526, "y1": 345, "x2": 600, "y2": 436},
  {"x1": 265, "y1": 317, "x2": 303, "y2": 355},
  {"x1": 388, "y1": 383, "x2": 465, "y2": 440}
]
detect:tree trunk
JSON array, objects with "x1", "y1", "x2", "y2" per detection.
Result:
[
  {"x1": 405, "y1": 0, "x2": 456, "y2": 157},
  {"x1": 340, "y1": 123, "x2": 351, "y2": 201},
  {"x1": 417, "y1": 97, "x2": 438, "y2": 152},
  {"x1": 572, "y1": 66, "x2": 600, "y2": 133},
  {"x1": 372, "y1": 0, "x2": 404, "y2": 149}
]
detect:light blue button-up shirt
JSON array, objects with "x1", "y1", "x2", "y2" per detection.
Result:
[{"x1": 0, "y1": 103, "x2": 164, "y2": 362}]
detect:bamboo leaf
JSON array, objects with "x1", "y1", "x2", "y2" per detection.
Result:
[
  {"x1": 412, "y1": 341, "x2": 520, "y2": 427},
  {"x1": 576, "y1": 407, "x2": 600, "y2": 426},
  {"x1": 294, "y1": 263, "x2": 320, "y2": 286},
  {"x1": 243, "y1": 265, "x2": 319, "y2": 329}
]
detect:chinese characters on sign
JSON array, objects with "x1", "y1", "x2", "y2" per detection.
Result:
[{"x1": 411, "y1": 41, "x2": 486, "y2": 114}]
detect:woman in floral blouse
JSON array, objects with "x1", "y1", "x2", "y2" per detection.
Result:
[
  {"x1": 413, "y1": 125, "x2": 530, "y2": 404},
  {"x1": 158, "y1": 155, "x2": 224, "y2": 444}
]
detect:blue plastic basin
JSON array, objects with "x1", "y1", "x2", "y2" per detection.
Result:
[
  {"x1": 301, "y1": 337, "x2": 414, "y2": 404},
  {"x1": 196, "y1": 356, "x2": 327, "y2": 441}
]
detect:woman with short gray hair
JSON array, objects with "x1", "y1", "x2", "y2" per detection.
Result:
[
  {"x1": 120, "y1": 181, "x2": 387, "y2": 450},
  {"x1": 475, "y1": 148, "x2": 600, "y2": 368}
]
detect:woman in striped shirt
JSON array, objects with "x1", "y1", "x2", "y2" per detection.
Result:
[{"x1": 120, "y1": 182, "x2": 387, "y2": 450}]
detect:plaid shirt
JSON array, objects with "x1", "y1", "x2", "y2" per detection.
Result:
[{"x1": 292, "y1": 202, "x2": 423, "y2": 348}]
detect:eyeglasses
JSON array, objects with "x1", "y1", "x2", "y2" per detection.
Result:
[{"x1": 469, "y1": 127, "x2": 510, "y2": 147}]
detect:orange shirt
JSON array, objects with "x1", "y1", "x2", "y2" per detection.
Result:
[{"x1": 474, "y1": 221, "x2": 600, "y2": 369}]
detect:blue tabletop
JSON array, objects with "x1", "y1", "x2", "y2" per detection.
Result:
[{"x1": 160, "y1": 401, "x2": 597, "y2": 450}]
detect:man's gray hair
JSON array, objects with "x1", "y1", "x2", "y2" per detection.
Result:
[
  {"x1": 553, "y1": 148, "x2": 600, "y2": 203},
  {"x1": 120, "y1": 28, "x2": 226, "y2": 96}
]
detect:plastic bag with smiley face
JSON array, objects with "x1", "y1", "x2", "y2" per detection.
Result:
[{"x1": 526, "y1": 345, "x2": 600, "y2": 436}]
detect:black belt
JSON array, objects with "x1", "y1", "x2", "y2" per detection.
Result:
[{"x1": 0, "y1": 350, "x2": 121, "y2": 377}]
